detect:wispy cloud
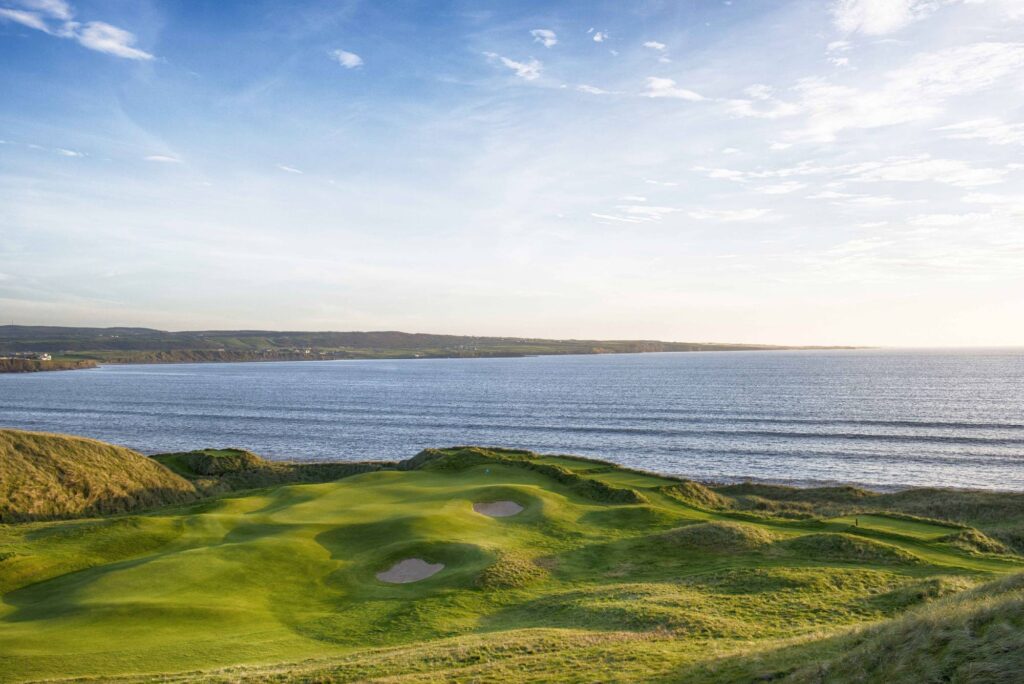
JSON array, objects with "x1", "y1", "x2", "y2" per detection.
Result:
[
  {"x1": 783, "y1": 42, "x2": 1024, "y2": 142},
  {"x1": 688, "y1": 208, "x2": 772, "y2": 221},
  {"x1": 832, "y1": 0, "x2": 956, "y2": 36},
  {"x1": 726, "y1": 84, "x2": 801, "y2": 119},
  {"x1": 850, "y1": 155, "x2": 1007, "y2": 187},
  {"x1": 0, "y1": 1, "x2": 153, "y2": 60},
  {"x1": 756, "y1": 181, "x2": 806, "y2": 194},
  {"x1": 643, "y1": 41, "x2": 666, "y2": 51},
  {"x1": 530, "y1": 28, "x2": 557, "y2": 48},
  {"x1": 330, "y1": 49, "x2": 363, "y2": 68},
  {"x1": 0, "y1": 7, "x2": 50, "y2": 31},
  {"x1": 277, "y1": 164, "x2": 303, "y2": 174},
  {"x1": 935, "y1": 118, "x2": 1024, "y2": 145},
  {"x1": 144, "y1": 155, "x2": 182, "y2": 163},
  {"x1": 76, "y1": 22, "x2": 153, "y2": 60},
  {"x1": 484, "y1": 52, "x2": 542, "y2": 81},
  {"x1": 55, "y1": 148, "x2": 83, "y2": 157},
  {"x1": 643, "y1": 77, "x2": 704, "y2": 101},
  {"x1": 577, "y1": 84, "x2": 613, "y2": 95}
]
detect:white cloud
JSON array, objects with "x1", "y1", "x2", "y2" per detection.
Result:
[
  {"x1": 18, "y1": 0, "x2": 72, "y2": 19},
  {"x1": 617, "y1": 204, "x2": 679, "y2": 219},
  {"x1": 726, "y1": 83, "x2": 801, "y2": 119},
  {"x1": 688, "y1": 208, "x2": 772, "y2": 222},
  {"x1": 961, "y1": 192, "x2": 1024, "y2": 211},
  {"x1": 76, "y1": 22, "x2": 152, "y2": 60},
  {"x1": 577, "y1": 84, "x2": 612, "y2": 95},
  {"x1": 530, "y1": 29, "x2": 557, "y2": 48},
  {"x1": 850, "y1": 155, "x2": 1006, "y2": 187},
  {"x1": 0, "y1": 8, "x2": 50, "y2": 31},
  {"x1": 643, "y1": 41, "x2": 667, "y2": 51},
  {"x1": 935, "y1": 118, "x2": 1024, "y2": 145},
  {"x1": 756, "y1": 181, "x2": 807, "y2": 194},
  {"x1": 832, "y1": 0, "x2": 955, "y2": 35},
  {"x1": 484, "y1": 52, "x2": 542, "y2": 81},
  {"x1": 592, "y1": 203, "x2": 680, "y2": 224},
  {"x1": 620, "y1": 195, "x2": 647, "y2": 202},
  {"x1": 808, "y1": 190, "x2": 856, "y2": 199},
  {"x1": 785, "y1": 42, "x2": 1024, "y2": 142},
  {"x1": 1, "y1": 3, "x2": 154, "y2": 59},
  {"x1": 644, "y1": 179, "x2": 678, "y2": 187},
  {"x1": 908, "y1": 212, "x2": 988, "y2": 226},
  {"x1": 643, "y1": 77, "x2": 705, "y2": 101},
  {"x1": 55, "y1": 148, "x2": 83, "y2": 156},
  {"x1": 593, "y1": 31, "x2": 607, "y2": 42},
  {"x1": 331, "y1": 49, "x2": 363, "y2": 69},
  {"x1": 591, "y1": 212, "x2": 644, "y2": 224},
  {"x1": 144, "y1": 155, "x2": 182, "y2": 163},
  {"x1": 277, "y1": 164, "x2": 303, "y2": 174}
]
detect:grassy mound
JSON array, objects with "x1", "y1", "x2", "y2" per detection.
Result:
[
  {"x1": 710, "y1": 482, "x2": 1024, "y2": 554},
  {"x1": 787, "y1": 572, "x2": 1024, "y2": 683},
  {"x1": 0, "y1": 430, "x2": 196, "y2": 523},
  {"x1": 476, "y1": 551, "x2": 547, "y2": 589},
  {"x1": 152, "y1": 448, "x2": 385, "y2": 493},
  {"x1": 661, "y1": 480, "x2": 730, "y2": 509},
  {"x1": 940, "y1": 529, "x2": 1013, "y2": 556},
  {"x1": 661, "y1": 521, "x2": 779, "y2": 552},
  {"x1": 776, "y1": 533, "x2": 921, "y2": 565}
]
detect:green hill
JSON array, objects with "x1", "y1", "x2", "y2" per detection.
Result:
[
  {"x1": 0, "y1": 441, "x2": 1022, "y2": 682},
  {"x1": 0, "y1": 430, "x2": 197, "y2": 523}
]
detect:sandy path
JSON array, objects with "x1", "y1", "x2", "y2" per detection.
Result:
[
  {"x1": 376, "y1": 558, "x2": 444, "y2": 583},
  {"x1": 473, "y1": 500, "x2": 524, "y2": 517}
]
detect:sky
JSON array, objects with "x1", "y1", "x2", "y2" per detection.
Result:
[{"x1": 1, "y1": 0, "x2": 1022, "y2": 346}]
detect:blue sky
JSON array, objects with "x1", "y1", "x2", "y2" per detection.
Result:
[{"x1": 1, "y1": 0, "x2": 1022, "y2": 345}]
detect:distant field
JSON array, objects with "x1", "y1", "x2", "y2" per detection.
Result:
[{"x1": 1, "y1": 442, "x2": 1021, "y2": 682}]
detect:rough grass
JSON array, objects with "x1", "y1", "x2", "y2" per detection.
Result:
[
  {"x1": 1, "y1": 437, "x2": 1023, "y2": 682},
  {"x1": 784, "y1": 572, "x2": 1024, "y2": 683},
  {"x1": 0, "y1": 430, "x2": 196, "y2": 522},
  {"x1": 775, "y1": 533, "x2": 922, "y2": 565},
  {"x1": 661, "y1": 521, "x2": 780, "y2": 552}
]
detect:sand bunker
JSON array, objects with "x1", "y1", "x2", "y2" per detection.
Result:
[
  {"x1": 376, "y1": 558, "x2": 444, "y2": 584},
  {"x1": 473, "y1": 500, "x2": 524, "y2": 517}
]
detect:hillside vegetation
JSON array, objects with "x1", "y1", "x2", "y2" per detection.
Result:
[
  {"x1": 0, "y1": 430, "x2": 196, "y2": 522},
  {"x1": 0, "y1": 325, "x2": 849, "y2": 365},
  {"x1": 1, "y1": 440, "x2": 1022, "y2": 682},
  {"x1": 0, "y1": 358, "x2": 97, "y2": 373}
]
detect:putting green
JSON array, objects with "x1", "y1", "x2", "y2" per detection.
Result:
[{"x1": 0, "y1": 449, "x2": 1020, "y2": 682}]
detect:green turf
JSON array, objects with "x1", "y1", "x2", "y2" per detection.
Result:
[
  {"x1": 827, "y1": 514, "x2": 962, "y2": 540},
  {"x1": 0, "y1": 447, "x2": 1021, "y2": 682}
]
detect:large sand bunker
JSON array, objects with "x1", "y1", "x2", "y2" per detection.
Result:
[
  {"x1": 473, "y1": 500, "x2": 524, "y2": 517},
  {"x1": 376, "y1": 558, "x2": 444, "y2": 584}
]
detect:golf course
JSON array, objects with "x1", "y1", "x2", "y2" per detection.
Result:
[{"x1": 1, "y1": 429, "x2": 1023, "y2": 682}]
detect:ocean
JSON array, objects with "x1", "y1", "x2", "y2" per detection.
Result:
[{"x1": 1, "y1": 349, "x2": 1021, "y2": 490}]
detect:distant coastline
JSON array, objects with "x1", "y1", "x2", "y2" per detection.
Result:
[
  {"x1": 0, "y1": 324, "x2": 859, "y2": 370},
  {"x1": 0, "y1": 358, "x2": 98, "y2": 374}
]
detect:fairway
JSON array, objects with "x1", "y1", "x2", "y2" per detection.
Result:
[{"x1": 0, "y1": 447, "x2": 1022, "y2": 682}]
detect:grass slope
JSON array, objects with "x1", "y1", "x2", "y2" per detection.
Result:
[
  {"x1": 0, "y1": 430, "x2": 196, "y2": 523},
  {"x1": 1, "y1": 444, "x2": 1022, "y2": 682}
]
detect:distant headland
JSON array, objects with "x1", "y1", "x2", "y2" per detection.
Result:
[{"x1": 0, "y1": 325, "x2": 859, "y2": 370}]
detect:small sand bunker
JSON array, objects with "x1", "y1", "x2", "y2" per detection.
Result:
[
  {"x1": 376, "y1": 558, "x2": 444, "y2": 584},
  {"x1": 473, "y1": 501, "x2": 524, "y2": 518}
]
